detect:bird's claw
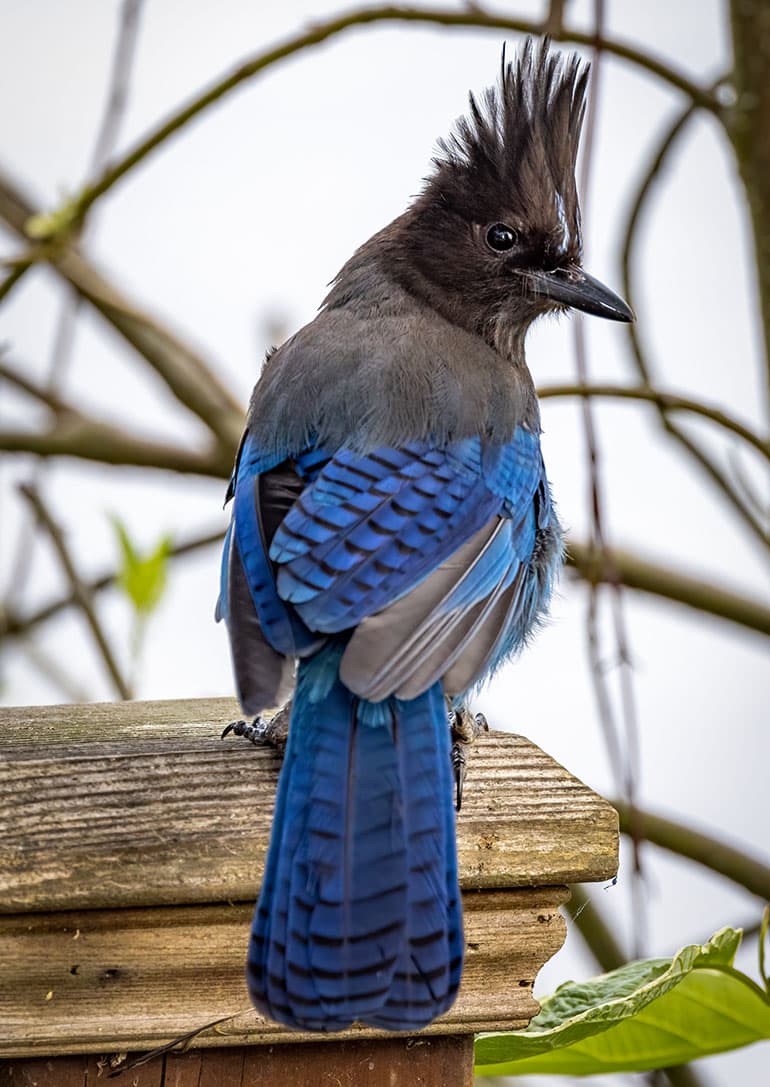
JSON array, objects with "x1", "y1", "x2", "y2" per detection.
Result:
[
  {"x1": 221, "y1": 707, "x2": 290, "y2": 755},
  {"x1": 450, "y1": 740, "x2": 467, "y2": 812},
  {"x1": 448, "y1": 705, "x2": 489, "y2": 812}
]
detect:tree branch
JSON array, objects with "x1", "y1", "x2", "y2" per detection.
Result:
[
  {"x1": 0, "y1": 168, "x2": 243, "y2": 454},
  {"x1": 613, "y1": 799, "x2": 770, "y2": 902},
  {"x1": 620, "y1": 82, "x2": 770, "y2": 551},
  {"x1": 0, "y1": 258, "x2": 34, "y2": 305},
  {"x1": 18, "y1": 484, "x2": 132, "y2": 700},
  {"x1": 0, "y1": 528, "x2": 225, "y2": 642},
  {"x1": 730, "y1": 0, "x2": 770, "y2": 411},
  {"x1": 17, "y1": 6, "x2": 723, "y2": 238},
  {"x1": 567, "y1": 541, "x2": 770, "y2": 637},
  {"x1": 571, "y1": 8, "x2": 646, "y2": 956},
  {"x1": 16, "y1": 639, "x2": 92, "y2": 704},
  {"x1": 0, "y1": 416, "x2": 232, "y2": 478},
  {"x1": 3, "y1": 530, "x2": 767, "y2": 646},
  {"x1": 538, "y1": 381, "x2": 770, "y2": 462},
  {"x1": 0, "y1": 359, "x2": 77, "y2": 415}
]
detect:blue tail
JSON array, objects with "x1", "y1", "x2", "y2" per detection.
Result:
[{"x1": 247, "y1": 645, "x2": 463, "y2": 1031}]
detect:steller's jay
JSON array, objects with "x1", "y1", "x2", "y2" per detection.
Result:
[{"x1": 218, "y1": 38, "x2": 632, "y2": 1034}]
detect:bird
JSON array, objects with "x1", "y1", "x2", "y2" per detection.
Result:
[{"x1": 217, "y1": 38, "x2": 632, "y2": 1035}]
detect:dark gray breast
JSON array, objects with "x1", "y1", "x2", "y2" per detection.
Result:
[{"x1": 247, "y1": 270, "x2": 539, "y2": 457}]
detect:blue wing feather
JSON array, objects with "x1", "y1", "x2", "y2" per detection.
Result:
[{"x1": 270, "y1": 435, "x2": 544, "y2": 634}]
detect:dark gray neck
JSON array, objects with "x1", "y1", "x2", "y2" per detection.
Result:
[{"x1": 248, "y1": 230, "x2": 540, "y2": 459}]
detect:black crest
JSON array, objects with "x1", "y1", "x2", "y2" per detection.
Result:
[{"x1": 426, "y1": 38, "x2": 589, "y2": 249}]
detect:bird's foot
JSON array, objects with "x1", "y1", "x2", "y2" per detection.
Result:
[
  {"x1": 221, "y1": 704, "x2": 290, "y2": 757},
  {"x1": 448, "y1": 703, "x2": 489, "y2": 812}
]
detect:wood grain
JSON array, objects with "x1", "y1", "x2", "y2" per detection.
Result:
[
  {"x1": 0, "y1": 888, "x2": 568, "y2": 1057},
  {"x1": 0, "y1": 698, "x2": 618, "y2": 913},
  {"x1": 0, "y1": 1037, "x2": 474, "y2": 1086},
  {"x1": 0, "y1": 697, "x2": 618, "y2": 1063}
]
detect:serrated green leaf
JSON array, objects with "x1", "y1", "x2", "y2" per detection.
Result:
[
  {"x1": 111, "y1": 517, "x2": 172, "y2": 615},
  {"x1": 474, "y1": 927, "x2": 770, "y2": 1076}
]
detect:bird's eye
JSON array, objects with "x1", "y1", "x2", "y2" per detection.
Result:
[{"x1": 486, "y1": 223, "x2": 517, "y2": 252}]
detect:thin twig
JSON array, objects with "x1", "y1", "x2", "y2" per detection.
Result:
[
  {"x1": 87, "y1": 0, "x2": 145, "y2": 177},
  {"x1": 538, "y1": 381, "x2": 770, "y2": 461},
  {"x1": 18, "y1": 484, "x2": 132, "y2": 700},
  {"x1": 31, "y1": 4, "x2": 723, "y2": 235},
  {"x1": 619, "y1": 76, "x2": 769, "y2": 549},
  {"x1": 0, "y1": 359, "x2": 78, "y2": 415},
  {"x1": 662, "y1": 423, "x2": 769, "y2": 546},
  {"x1": 0, "y1": 169, "x2": 243, "y2": 452},
  {"x1": 1, "y1": 528, "x2": 225, "y2": 641},
  {"x1": 4, "y1": 0, "x2": 149, "y2": 613},
  {"x1": 0, "y1": 259, "x2": 33, "y2": 305},
  {"x1": 575, "y1": 0, "x2": 646, "y2": 956},
  {"x1": 15, "y1": 639, "x2": 92, "y2": 703},
  {"x1": 2, "y1": 529, "x2": 767, "y2": 644}
]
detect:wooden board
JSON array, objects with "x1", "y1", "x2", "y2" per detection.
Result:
[
  {"x1": 0, "y1": 888, "x2": 568, "y2": 1057},
  {"x1": 0, "y1": 698, "x2": 618, "y2": 913},
  {"x1": 0, "y1": 1036, "x2": 475, "y2": 1087}
]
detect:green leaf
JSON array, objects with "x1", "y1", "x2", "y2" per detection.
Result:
[
  {"x1": 474, "y1": 928, "x2": 770, "y2": 1076},
  {"x1": 111, "y1": 517, "x2": 172, "y2": 615},
  {"x1": 761, "y1": 905, "x2": 770, "y2": 995}
]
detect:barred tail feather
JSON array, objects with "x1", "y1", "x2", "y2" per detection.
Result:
[{"x1": 247, "y1": 646, "x2": 463, "y2": 1031}]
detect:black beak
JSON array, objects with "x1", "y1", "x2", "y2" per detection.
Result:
[{"x1": 527, "y1": 266, "x2": 634, "y2": 322}]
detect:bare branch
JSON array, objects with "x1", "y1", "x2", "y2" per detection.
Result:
[
  {"x1": 0, "y1": 527, "x2": 225, "y2": 642},
  {"x1": 0, "y1": 359, "x2": 77, "y2": 415},
  {"x1": 620, "y1": 80, "x2": 770, "y2": 551},
  {"x1": 730, "y1": 0, "x2": 770, "y2": 411},
  {"x1": 0, "y1": 258, "x2": 34, "y2": 305},
  {"x1": 538, "y1": 381, "x2": 770, "y2": 462},
  {"x1": 613, "y1": 799, "x2": 770, "y2": 902},
  {"x1": 4, "y1": 529, "x2": 767, "y2": 650},
  {"x1": 0, "y1": 417, "x2": 232, "y2": 478},
  {"x1": 61, "y1": 4, "x2": 723, "y2": 228},
  {"x1": 567, "y1": 541, "x2": 770, "y2": 637},
  {"x1": 575, "y1": 0, "x2": 645, "y2": 957},
  {"x1": 0, "y1": 167, "x2": 243, "y2": 453},
  {"x1": 18, "y1": 484, "x2": 132, "y2": 700},
  {"x1": 15, "y1": 639, "x2": 92, "y2": 704},
  {"x1": 87, "y1": 0, "x2": 146, "y2": 177}
]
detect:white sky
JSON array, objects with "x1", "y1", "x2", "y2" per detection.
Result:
[{"x1": 1, "y1": 3, "x2": 768, "y2": 1082}]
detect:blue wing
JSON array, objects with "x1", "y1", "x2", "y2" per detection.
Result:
[{"x1": 220, "y1": 425, "x2": 558, "y2": 710}]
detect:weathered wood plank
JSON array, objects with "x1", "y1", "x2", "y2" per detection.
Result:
[
  {"x1": 0, "y1": 888, "x2": 567, "y2": 1057},
  {"x1": 0, "y1": 1038, "x2": 474, "y2": 1087},
  {"x1": 0, "y1": 698, "x2": 618, "y2": 913}
]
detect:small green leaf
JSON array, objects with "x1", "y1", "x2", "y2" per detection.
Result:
[
  {"x1": 474, "y1": 928, "x2": 770, "y2": 1076},
  {"x1": 111, "y1": 517, "x2": 172, "y2": 615}
]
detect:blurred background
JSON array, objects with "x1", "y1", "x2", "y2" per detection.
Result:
[{"x1": 1, "y1": 1, "x2": 768, "y2": 1083}]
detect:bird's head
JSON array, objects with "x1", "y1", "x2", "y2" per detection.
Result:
[{"x1": 390, "y1": 39, "x2": 633, "y2": 351}]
